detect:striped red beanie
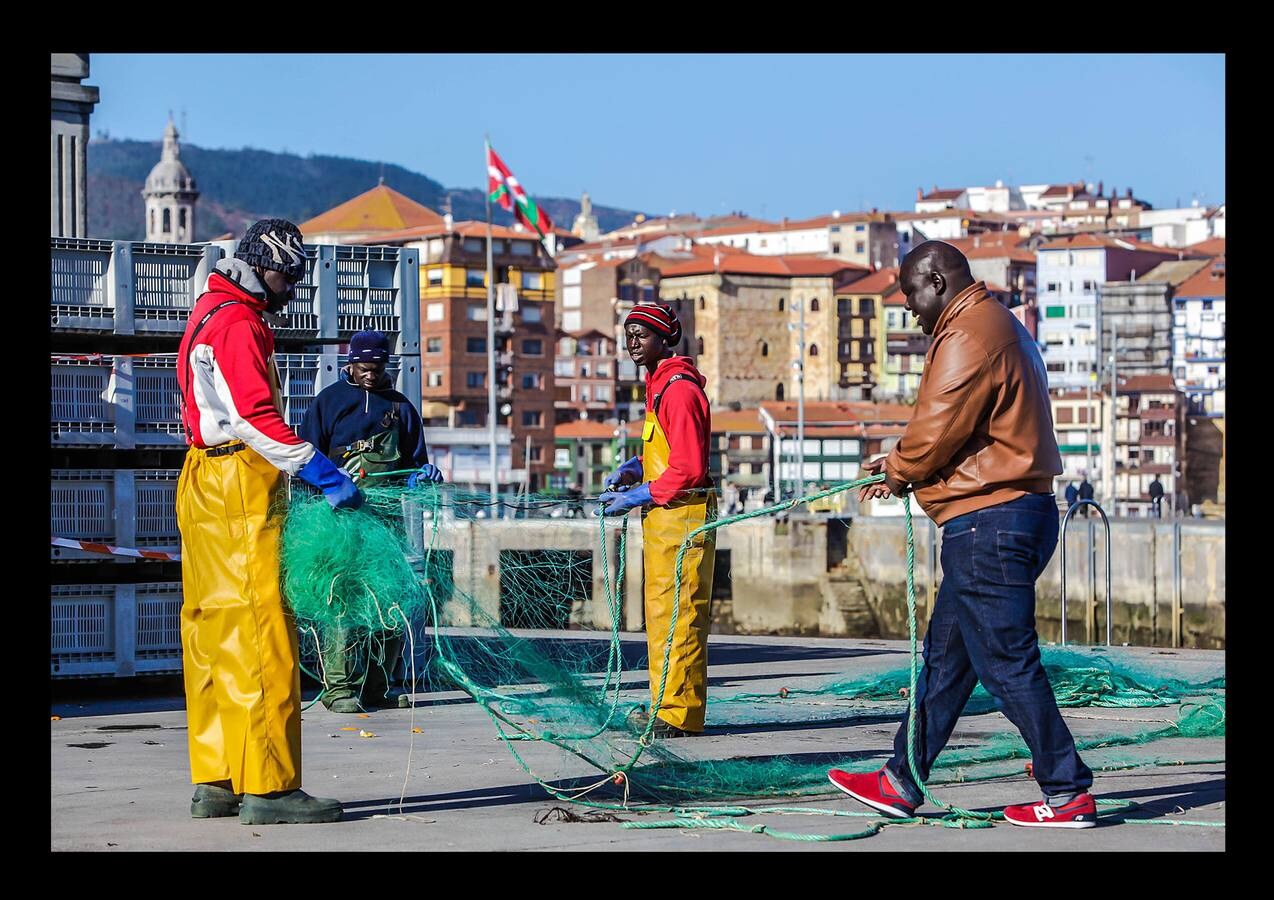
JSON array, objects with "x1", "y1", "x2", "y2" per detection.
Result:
[{"x1": 625, "y1": 302, "x2": 682, "y2": 345}]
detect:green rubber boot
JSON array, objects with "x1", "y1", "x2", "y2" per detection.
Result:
[
  {"x1": 320, "y1": 624, "x2": 365, "y2": 713},
  {"x1": 238, "y1": 790, "x2": 343, "y2": 825},
  {"x1": 191, "y1": 782, "x2": 244, "y2": 818}
]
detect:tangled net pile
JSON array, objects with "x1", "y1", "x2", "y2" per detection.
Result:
[{"x1": 280, "y1": 475, "x2": 1225, "y2": 838}]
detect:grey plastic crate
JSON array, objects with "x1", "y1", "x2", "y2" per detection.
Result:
[
  {"x1": 334, "y1": 245, "x2": 401, "y2": 334},
  {"x1": 50, "y1": 238, "x2": 113, "y2": 329},
  {"x1": 133, "y1": 357, "x2": 185, "y2": 445},
  {"x1": 50, "y1": 469, "x2": 115, "y2": 544},
  {"x1": 135, "y1": 583, "x2": 183, "y2": 670},
  {"x1": 135, "y1": 470, "x2": 180, "y2": 548},
  {"x1": 50, "y1": 359, "x2": 115, "y2": 445},
  {"x1": 132, "y1": 242, "x2": 205, "y2": 330},
  {"x1": 271, "y1": 248, "x2": 321, "y2": 336},
  {"x1": 51, "y1": 584, "x2": 116, "y2": 676},
  {"x1": 276, "y1": 353, "x2": 320, "y2": 428}
]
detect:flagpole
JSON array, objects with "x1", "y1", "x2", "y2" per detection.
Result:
[{"x1": 485, "y1": 134, "x2": 499, "y2": 513}]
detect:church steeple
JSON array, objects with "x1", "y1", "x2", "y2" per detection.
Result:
[
  {"x1": 571, "y1": 191, "x2": 599, "y2": 242},
  {"x1": 142, "y1": 116, "x2": 199, "y2": 242}
]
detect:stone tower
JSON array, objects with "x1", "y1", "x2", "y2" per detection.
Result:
[
  {"x1": 142, "y1": 118, "x2": 199, "y2": 242},
  {"x1": 571, "y1": 191, "x2": 600, "y2": 242}
]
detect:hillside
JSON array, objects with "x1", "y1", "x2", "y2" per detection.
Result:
[{"x1": 86, "y1": 139, "x2": 646, "y2": 242}]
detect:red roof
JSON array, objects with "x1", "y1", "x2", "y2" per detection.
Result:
[
  {"x1": 298, "y1": 184, "x2": 443, "y2": 235},
  {"x1": 712, "y1": 409, "x2": 765, "y2": 433},
  {"x1": 346, "y1": 220, "x2": 540, "y2": 244},
  {"x1": 1185, "y1": 237, "x2": 1226, "y2": 257},
  {"x1": 1116, "y1": 375, "x2": 1178, "y2": 393},
  {"x1": 761, "y1": 401, "x2": 913, "y2": 425},
  {"x1": 558, "y1": 418, "x2": 637, "y2": 438},
  {"x1": 1037, "y1": 233, "x2": 1186, "y2": 254},
  {"x1": 1174, "y1": 258, "x2": 1226, "y2": 299},
  {"x1": 659, "y1": 252, "x2": 867, "y2": 279},
  {"x1": 840, "y1": 267, "x2": 900, "y2": 295},
  {"x1": 922, "y1": 188, "x2": 965, "y2": 201}
]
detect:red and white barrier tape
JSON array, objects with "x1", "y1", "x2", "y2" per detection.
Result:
[
  {"x1": 50, "y1": 352, "x2": 179, "y2": 362},
  {"x1": 51, "y1": 537, "x2": 181, "y2": 561}
]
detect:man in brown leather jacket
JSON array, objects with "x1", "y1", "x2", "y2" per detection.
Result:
[{"x1": 829, "y1": 241, "x2": 1097, "y2": 830}]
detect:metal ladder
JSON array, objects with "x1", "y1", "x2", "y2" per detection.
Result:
[{"x1": 1059, "y1": 500, "x2": 1112, "y2": 646}]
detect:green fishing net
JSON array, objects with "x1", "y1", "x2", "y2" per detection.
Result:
[{"x1": 280, "y1": 477, "x2": 1225, "y2": 811}]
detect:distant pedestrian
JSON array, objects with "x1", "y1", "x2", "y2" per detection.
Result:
[
  {"x1": 1078, "y1": 478, "x2": 1094, "y2": 517},
  {"x1": 1175, "y1": 487, "x2": 1190, "y2": 518},
  {"x1": 1064, "y1": 481, "x2": 1078, "y2": 511},
  {"x1": 1148, "y1": 476, "x2": 1164, "y2": 519}
]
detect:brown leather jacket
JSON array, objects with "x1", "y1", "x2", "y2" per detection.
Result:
[{"x1": 885, "y1": 281, "x2": 1061, "y2": 525}]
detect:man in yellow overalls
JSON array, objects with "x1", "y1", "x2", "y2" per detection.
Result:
[
  {"x1": 176, "y1": 219, "x2": 362, "y2": 825},
  {"x1": 600, "y1": 303, "x2": 715, "y2": 739}
]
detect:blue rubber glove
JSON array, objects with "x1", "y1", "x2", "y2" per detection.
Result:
[
  {"x1": 407, "y1": 464, "x2": 444, "y2": 488},
  {"x1": 603, "y1": 456, "x2": 643, "y2": 491},
  {"x1": 296, "y1": 451, "x2": 364, "y2": 510},
  {"x1": 599, "y1": 482, "x2": 653, "y2": 516}
]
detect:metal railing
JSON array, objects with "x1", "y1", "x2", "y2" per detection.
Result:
[{"x1": 1060, "y1": 499, "x2": 1112, "y2": 645}]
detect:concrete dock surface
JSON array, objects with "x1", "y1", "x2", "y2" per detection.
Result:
[{"x1": 51, "y1": 632, "x2": 1224, "y2": 851}]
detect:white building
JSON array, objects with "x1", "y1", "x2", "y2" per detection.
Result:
[
  {"x1": 1139, "y1": 203, "x2": 1223, "y2": 248},
  {"x1": 1171, "y1": 257, "x2": 1226, "y2": 417},
  {"x1": 1035, "y1": 235, "x2": 1186, "y2": 390}
]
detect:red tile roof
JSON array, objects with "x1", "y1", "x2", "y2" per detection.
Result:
[
  {"x1": 712, "y1": 409, "x2": 766, "y2": 433},
  {"x1": 1185, "y1": 237, "x2": 1226, "y2": 257},
  {"x1": 299, "y1": 184, "x2": 443, "y2": 235},
  {"x1": 555, "y1": 420, "x2": 628, "y2": 440},
  {"x1": 761, "y1": 400, "x2": 913, "y2": 424},
  {"x1": 1037, "y1": 233, "x2": 1188, "y2": 254},
  {"x1": 1173, "y1": 258, "x2": 1226, "y2": 299},
  {"x1": 1116, "y1": 374, "x2": 1178, "y2": 393},
  {"x1": 659, "y1": 252, "x2": 867, "y2": 279},
  {"x1": 922, "y1": 189, "x2": 965, "y2": 201},
  {"x1": 840, "y1": 267, "x2": 900, "y2": 295}
]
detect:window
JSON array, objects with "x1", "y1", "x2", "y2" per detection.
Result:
[
  {"x1": 162, "y1": 208, "x2": 171, "y2": 232},
  {"x1": 809, "y1": 344, "x2": 819, "y2": 357},
  {"x1": 1045, "y1": 305, "x2": 1067, "y2": 319},
  {"x1": 426, "y1": 337, "x2": 442, "y2": 353},
  {"x1": 832, "y1": 242, "x2": 841, "y2": 254},
  {"x1": 466, "y1": 337, "x2": 486, "y2": 354},
  {"x1": 1202, "y1": 300, "x2": 1213, "y2": 311},
  {"x1": 1207, "y1": 366, "x2": 1219, "y2": 374},
  {"x1": 427, "y1": 371, "x2": 444, "y2": 387},
  {"x1": 1046, "y1": 362, "x2": 1066, "y2": 373},
  {"x1": 427, "y1": 268, "x2": 443, "y2": 286},
  {"x1": 555, "y1": 448, "x2": 571, "y2": 468},
  {"x1": 776, "y1": 384, "x2": 785, "y2": 400},
  {"x1": 619, "y1": 283, "x2": 635, "y2": 302},
  {"x1": 520, "y1": 271, "x2": 543, "y2": 290},
  {"x1": 699, "y1": 295, "x2": 706, "y2": 310},
  {"x1": 811, "y1": 298, "x2": 820, "y2": 312},
  {"x1": 467, "y1": 305, "x2": 487, "y2": 321},
  {"x1": 580, "y1": 363, "x2": 590, "y2": 377},
  {"x1": 554, "y1": 360, "x2": 573, "y2": 377},
  {"x1": 859, "y1": 298, "x2": 872, "y2": 316},
  {"x1": 697, "y1": 336, "x2": 705, "y2": 355},
  {"x1": 521, "y1": 373, "x2": 540, "y2": 389},
  {"x1": 149, "y1": 209, "x2": 155, "y2": 232},
  {"x1": 595, "y1": 385, "x2": 611, "y2": 402},
  {"x1": 855, "y1": 224, "x2": 865, "y2": 233},
  {"x1": 1201, "y1": 312, "x2": 1215, "y2": 321},
  {"x1": 521, "y1": 305, "x2": 542, "y2": 323},
  {"x1": 522, "y1": 410, "x2": 543, "y2": 427},
  {"x1": 855, "y1": 241, "x2": 865, "y2": 253},
  {"x1": 641, "y1": 285, "x2": 655, "y2": 302},
  {"x1": 179, "y1": 208, "x2": 187, "y2": 230},
  {"x1": 463, "y1": 237, "x2": 485, "y2": 254},
  {"x1": 466, "y1": 269, "x2": 486, "y2": 287},
  {"x1": 1056, "y1": 407, "x2": 1073, "y2": 424},
  {"x1": 529, "y1": 445, "x2": 543, "y2": 462},
  {"x1": 522, "y1": 339, "x2": 543, "y2": 355},
  {"x1": 1082, "y1": 280, "x2": 1095, "y2": 291},
  {"x1": 427, "y1": 303, "x2": 445, "y2": 322},
  {"x1": 595, "y1": 363, "x2": 610, "y2": 377},
  {"x1": 562, "y1": 311, "x2": 581, "y2": 331},
  {"x1": 511, "y1": 241, "x2": 533, "y2": 257},
  {"x1": 580, "y1": 387, "x2": 591, "y2": 402},
  {"x1": 760, "y1": 341, "x2": 769, "y2": 357},
  {"x1": 778, "y1": 297, "x2": 785, "y2": 311},
  {"x1": 1047, "y1": 283, "x2": 1060, "y2": 293},
  {"x1": 466, "y1": 372, "x2": 485, "y2": 388}
]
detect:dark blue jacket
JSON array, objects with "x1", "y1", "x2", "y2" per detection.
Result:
[{"x1": 298, "y1": 370, "x2": 430, "y2": 472}]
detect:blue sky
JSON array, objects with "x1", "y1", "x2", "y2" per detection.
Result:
[{"x1": 90, "y1": 53, "x2": 1225, "y2": 219}]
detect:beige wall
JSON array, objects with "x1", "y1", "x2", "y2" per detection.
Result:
[{"x1": 788, "y1": 276, "x2": 842, "y2": 401}]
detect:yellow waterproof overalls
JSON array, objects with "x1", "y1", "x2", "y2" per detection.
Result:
[
  {"x1": 641, "y1": 382, "x2": 716, "y2": 733},
  {"x1": 176, "y1": 347, "x2": 303, "y2": 795}
]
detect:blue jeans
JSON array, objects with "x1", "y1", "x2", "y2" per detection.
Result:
[{"x1": 886, "y1": 493, "x2": 1092, "y2": 803}]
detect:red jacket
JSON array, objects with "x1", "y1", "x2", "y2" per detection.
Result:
[
  {"x1": 176, "y1": 260, "x2": 316, "y2": 474},
  {"x1": 642, "y1": 356, "x2": 711, "y2": 505}
]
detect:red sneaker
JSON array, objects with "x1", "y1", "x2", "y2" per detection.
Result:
[
  {"x1": 1003, "y1": 793, "x2": 1097, "y2": 829},
  {"x1": 827, "y1": 768, "x2": 916, "y2": 819}
]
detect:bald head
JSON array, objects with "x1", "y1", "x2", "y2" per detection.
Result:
[{"x1": 898, "y1": 241, "x2": 976, "y2": 336}]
